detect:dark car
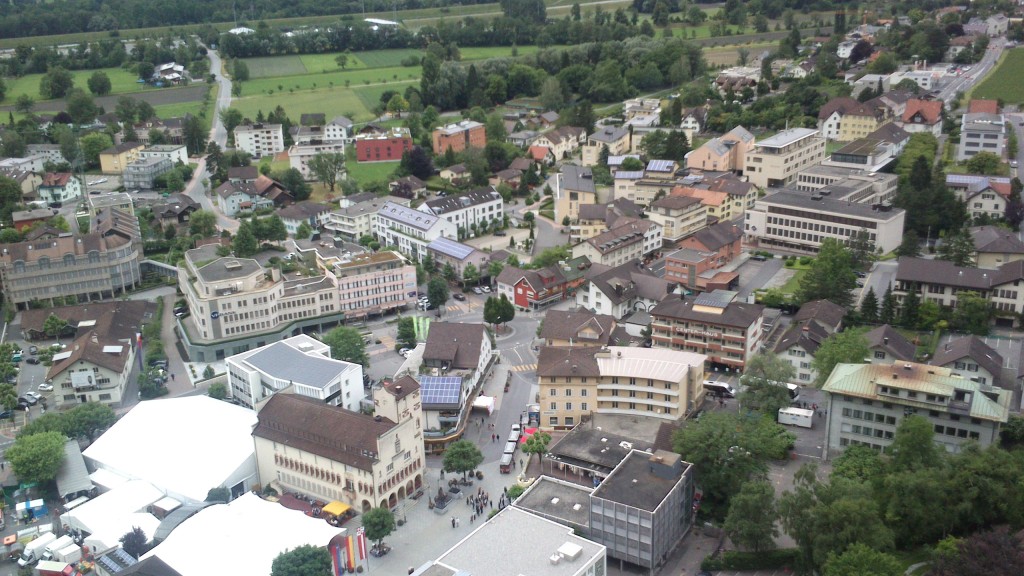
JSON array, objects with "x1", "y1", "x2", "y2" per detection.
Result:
[
  {"x1": 494, "y1": 231, "x2": 507, "y2": 236},
  {"x1": 855, "y1": 271, "x2": 867, "y2": 278},
  {"x1": 18, "y1": 396, "x2": 37, "y2": 406},
  {"x1": 452, "y1": 293, "x2": 466, "y2": 301},
  {"x1": 751, "y1": 254, "x2": 767, "y2": 261},
  {"x1": 25, "y1": 357, "x2": 39, "y2": 365},
  {"x1": 0, "y1": 411, "x2": 11, "y2": 419}
]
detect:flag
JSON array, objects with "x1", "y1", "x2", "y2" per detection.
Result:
[
  {"x1": 330, "y1": 541, "x2": 344, "y2": 576},
  {"x1": 356, "y1": 527, "x2": 367, "y2": 560},
  {"x1": 346, "y1": 535, "x2": 356, "y2": 570}
]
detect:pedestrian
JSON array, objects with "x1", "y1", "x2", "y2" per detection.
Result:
[
  {"x1": 466, "y1": 496, "x2": 470, "y2": 506},
  {"x1": 813, "y1": 403, "x2": 818, "y2": 411},
  {"x1": 512, "y1": 459, "x2": 516, "y2": 469},
  {"x1": 456, "y1": 517, "x2": 460, "y2": 527},
  {"x1": 171, "y1": 373, "x2": 175, "y2": 381},
  {"x1": 1, "y1": 462, "x2": 4, "y2": 471},
  {"x1": 451, "y1": 517, "x2": 456, "y2": 528}
]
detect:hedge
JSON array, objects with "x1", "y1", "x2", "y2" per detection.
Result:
[{"x1": 701, "y1": 548, "x2": 801, "y2": 571}]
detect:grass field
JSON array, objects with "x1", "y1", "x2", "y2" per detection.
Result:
[
  {"x1": 243, "y1": 56, "x2": 308, "y2": 78},
  {"x1": 1, "y1": 67, "x2": 143, "y2": 105},
  {"x1": 244, "y1": 65, "x2": 418, "y2": 94},
  {"x1": 347, "y1": 159, "x2": 400, "y2": 186},
  {"x1": 703, "y1": 42, "x2": 776, "y2": 67},
  {"x1": 971, "y1": 48, "x2": 1024, "y2": 104},
  {"x1": 233, "y1": 80, "x2": 416, "y2": 122}
]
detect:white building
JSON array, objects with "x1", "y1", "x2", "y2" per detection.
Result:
[
  {"x1": 36, "y1": 172, "x2": 82, "y2": 204},
  {"x1": 957, "y1": 113, "x2": 1006, "y2": 162},
  {"x1": 374, "y1": 201, "x2": 457, "y2": 262},
  {"x1": 139, "y1": 144, "x2": 189, "y2": 166},
  {"x1": 323, "y1": 194, "x2": 408, "y2": 241},
  {"x1": 571, "y1": 218, "x2": 662, "y2": 267},
  {"x1": 325, "y1": 116, "x2": 354, "y2": 143},
  {"x1": 233, "y1": 123, "x2": 285, "y2": 158},
  {"x1": 83, "y1": 396, "x2": 259, "y2": 503},
  {"x1": 576, "y1": 261, "x2": 678, "y2": 319},
  {"x1": 226, "y1": 334, "x2": 363, "y2": 411},
  {"x1": 418, "y1": 187, "x2": 503, "y2": 236},
  {"x1": 60, "y1": 480, "x2": 163, "y2": 555},
  {"x1": 744, "y1": 128, "x2": 826, "y2": 189},
  {"x1": 287, "y1": 140, "x2": 347, "y2": 179}
]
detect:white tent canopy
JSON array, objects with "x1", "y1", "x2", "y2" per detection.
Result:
[
  {"x1": 61, "y1": 480, "x2": 161, "y2": 538},
  {"x1": 84, "y1": 512, "x2": 161, "y2": 556},
  {"x1": 144, "y1": 493, "x2": 344, "y2": 576}
]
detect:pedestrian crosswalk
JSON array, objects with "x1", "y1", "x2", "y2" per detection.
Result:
[
  {"x1": 446, "y1": 304, "x2": 461, "y2": 312},
  {"x1": 510, "y1": 363, "x2": 537, "y2": 373}
]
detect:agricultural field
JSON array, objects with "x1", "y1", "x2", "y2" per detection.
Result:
[
  {"x1": 233, "y1": 80, "x2": 417, "y2": 123},
  {"x1": 971, "y1": 48, "x2": 1024, "y2": 104},
  {"x1": 0, "y1": 67, "x2": 143, "y2": 105},
  {"x1": 703, "y1": 42, "x2": 775, "y2": 67}
]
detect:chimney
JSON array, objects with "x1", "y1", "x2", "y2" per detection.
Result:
[
  {"x1": 883, "y1": 337, "x2": 889, "y2": 345},
  {"x1": 395, "y1": 385, "x2": 403, "y2": 394}
]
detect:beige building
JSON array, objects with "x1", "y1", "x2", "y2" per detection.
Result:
[
  {"x1": 234, "y1": 123, "x2": 285, "y2": 159},
  {"x1": 648, "y1": 196, "x2": 707, "y2": 244},
  {"x1": 555, "y1": 165, "x2": 597, "y2": 224},
  {"x1": 970, "y1": 226, "x2": 1024, "y2": 270},
  {"x1": 582, "y1": 126, "x2": 630, "y2": 166},
  {"x1": 650, "y1": 290, "x2": 765, "y2": 371},
  {"x1": 672, "y1": 186, "x2": 741, "y2": 223},
  {"x1": 745, "y1": 128, "x2": 826, "y2": 188},
  {"x1": 685, "y1": 126, "x2": 755, "y2": 174},
  {"x1": 323, "y1": 195, "x2": 408, "y2": 241},
  {"x1": 46, "y1": 329, "x2": 136, "y2": 409},
  {"x1": 532, "y1": 126, "x2": 586, "y2": 159},
  {"x1": 536, "y1": 346, "x2": 707, "y2": 430},
  {"x1": 253, "y1": 381, "x2": 425, "y2": 513},
  {"x1": 98, "y1": 142, "x2": 144, "y2": 174},
  {"x1": 572, "y1": 219, "x2": 662, "y2": 267}
]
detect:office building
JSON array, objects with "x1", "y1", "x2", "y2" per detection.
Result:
[
  {"x1": 957, "y1": 112, "x2": 1007, "y2": 162},
  {"x1": 432, "y1": 120, "x2": 486, "y2": 155},
  {"x1": 418, "y1": 187, "x2": 504, "y2": 234},
  {"x1": 123, "y1": 157, "x2": 174, "y2": 190},
  {"x1": 354, "y1": 127, "x2": 413, "y2": 162}
]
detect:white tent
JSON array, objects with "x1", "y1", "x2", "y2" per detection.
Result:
[
  {"x1": 144, "y1": 493, "x2": 344, "y2": 576},
  {"x1": 84, "y1": 396, "x2": 258, "y2": 503},
  {"x1": 61, "y1": 480, "x2": 161, "y2": 540},
  {"x1": 84, "y1": 512, "x2": 161, "y2": 556},
  {"x1": 472, "y1": 395, "x2": 495, "y2": 415}
]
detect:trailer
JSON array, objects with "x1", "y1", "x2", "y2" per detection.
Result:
[
  {"x1": 778, "y1": 407, "x2": 814, "y2": 429},
  {"x1": 40, "y1": 536, "x2": 73, "y2": 562},
  {"x1": 18, "y1": 532, "x2": 55, "y2": 567},
  {"x1": 53, "y1": 544, "x2": 82, "y2": 565},
  {"x1": 33, "y1": 559, "x2": 69, "y2": 576}
]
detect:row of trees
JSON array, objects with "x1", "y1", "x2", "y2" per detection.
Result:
[{"x1": 7, "y1": 402, "x2": 117, "y2": 484}]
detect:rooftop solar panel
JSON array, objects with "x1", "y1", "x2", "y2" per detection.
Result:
[
  {"x1": 419, "y1": 375, "x2": 462, "y2": 405},
  {"x1": 428, "y1": 237, "x2": 475, "y2": 260},
  {"x1": 379, "y1": 201, "x2": 439, "y2": 230}
]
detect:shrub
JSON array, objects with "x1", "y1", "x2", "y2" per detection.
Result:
[
  {"x1": 798, "y1": 256, "x2": 812, "y2": 266},
  {"x1": 784, "y1": 259, "x2": 794, "y2": 267},
  {"x1": 701, "y1": 549, "x2": 800, "y2": 571}
]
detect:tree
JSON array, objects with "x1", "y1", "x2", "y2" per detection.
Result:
[
  {"x1": 796, "y1": 239, "x2": 857, "y2": 308},
  {"x1": 80, "y1": 132, "x2": 113, "y2": 168},
  {"x1": 497, "y1": 294, "x2": 515, "y2": 326},
  {"x1": 739, "y1": 353, "x2": 796, "y2": 416},
  {"x1": 965, "y1": 152, "x2": 1003, "y2": 175},
  {"x1": 63, "y1": 402, "x2": 116, "y2": 441},
  {"x1": 137, "y1": 62, "x2": 155, "y2": 81},
  {"x1": 462, "y1": 263, "x2": 479, "y2": 287},
  {"x1": 723, "y1": 479, "x2": 778, "y2": 552},
  {"x1": 7, "y1": 431, "x2": 65, "y2": 485},
  {"x1": 859, "y1": 288, "x2": 879, "y2": 324},
  {"x1": 205, "y1": 486, "x2": 230, "y2": 502},
  {"x1": 209, "y1": 382, "x2": 228, "y2": 400},
  {"x1": 880, "y1": 286, "x2": 897, "y2": 325},
  {"x1": 890, "y1": 415, "x2": 942, "y2": 472},
  {"x1": 271, "y1": 545, "x2": 333, "y2": 576},
  {"x1": 810, "y1": 330, "x2": 869, "y2": 388},
  {"x1": 386, "y1": 93, "x2": 409, "y2": 118},
  {"x1": 233, "y1": 221, "x2": 258, "y2": 257},
  {"x1": 335, "y1": 53, "x2": 349, "y2": 70},
  {"x1": 931, "y1": 527, "x2": 1024, "y2": 576},
  {"x1": 87, "y1": 71, "x2": 112, "y2": 95},
  {"x1": 400, "y1": 146, "x2": 433, "y2": 180},
  {"x1": 119, "y1": 526, "x2": 152, "y2": 559},
  {"x1": 0, "y1": 383, "x2": 17, "y2": 412},
  {"x1": 899, "y1": 285, "x2": 920, "y2": 329},
  {"x1": 483, "y1": 296, "x2": 501, "y2": 327},
  {"x1": 521, "y1": 430, "x2": 551, "y2": 467},
  {"x1": 183, "y1": 114, "x2": 207, "y2": 156},
  {"x1": 951, "y1": 290, "x2": 992, "y2": 335},
  {"x1": 39, "y1": 67, "x2": 75, "y2": 99},
  {"x1": 295, "y1": 222, "x2": 312, "y2": 239},
  {"x1": 307, "y1": 152, "x2": 346, "y2": 192},
  {"x1": 897, "y1": 231, "x2": 922, "y2": 257},
  {"x1": 428, "y1": 277, "x2": 449, "y2": 311},
  {"x1": 220, "y1": 108, "x2": 244, "y2": 144},
  {"x1": 937, "y1": 227, "x2": 975, "y2": 267},
  {"x1": 823, "y1": 543, "x2": 902, "y2": 576},
  {"x1": 322, "y1": 326, "x2": 369, "y2": 367},
  {"x1": 397, "y1": 317, "x2": 417, "y2": 350},
  {"x1": 273, "y1": 167, "x2": 311, "y2": 201},
  {"x1": 487, "y1": 260, "x2": 504, "y2": 281},
  {"x1": 189, "y1": 210, "x2": 217, "y2": 237},
  {"x1": 43, "y1": 313, "x2": 69, "y2": 341},
  {"x1": 442, "y1": 440, "x2": 484, "y2": 480},
  {"x1": 847, "y1": 230, "x2": 876, "y2": 271},
  {"x1": 361, "y1": 507, "x2": 396, "y2": 549},
  {"x1": 830, "y1": 444, "x2": 886, "y2": 484}
]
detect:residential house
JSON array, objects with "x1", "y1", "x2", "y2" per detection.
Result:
[
  {"x1": 822, "y1": 362, "x2": 1009, "y2": 457},
  {"x1": 287, "y1": 140, "x2": 347, "y2": 179},
  {"x1": 679, "y1": 107, "x2": 708, "y2": 142},
  {"x1": 489, "y1": 168, "x2": 522, "y2": 189},
  {"x1": 497, "y1": 256, "x2": 592, "y2": 311},
  {"x1": 576, "y1": 261, "x2": 678, "y2": 319},
  {"x1": 932, "y1": 335, "x2": 1007, "y2": 388},
  {"x1": 663, "y1": 247, "x2": 739, "y2": 292},
  {"x1": 897, "y1": 99, "x2": 943, "y2": 137},
  {"x1": 685, "y1": 126, "x2": 755, "y2": 174},
  {"x1": 98, "y1": 142, "x2": 144, "y2": 174},
  {"x1": 678, "y1": 222, "x2": 744, "y2": 267},
  {"x1": 214, "y1": 174, "x2": 295, "y2": 217},
  {"x1": 533, "y1": 126, "x2": 586, "y2": 160},
  {"x1": 26, "y1": 143, "x2": 66, "y2": 165},
  {"x1": 946, "y1": 174, "x2": 1010, "y2": 220},
  {"x1": 645, "y1": 159, "x2": 678, "y2": 180},
  {"x1": 418, "y1": 187, "x2": 503, "y2": 236},
  {"x1": 139, "y1": 144, "x2": 189, "y2": 166},
  {"x1": 744, "y1": 190, "x2": 906, "y2": 254},
  {"x1": 226, "y1": 334, "x2": 363, "y2": 411},
  {"x1": 572, "y1": 219, "x2": 662, "y2": 267},
  {"x1": 893, "y1": 256, "x2": 1024, "y2": 325},
  {"x1": 154, "y1": 62, "x2": 186, "y2": 83},
  {"x1": 957, "y1": 112, "x2": 1006, "y2": 162},
  {"x1": 671, "y1": 186, "x2": 735, "y2": 223},
  {"x1": 432, "y1": 120, "x2": 486, "y2": 155},
  {"x1": 745, "y1": 128, "x2": 827, "y2": 189},
  {"x1": 714, "y1": 66, "x2": 760, "y2": 95},
  {"x1": 439, "y1": 164, "x2": 468, "y2": 185},
  {"x1": 970, "y1": 225, "x2": 1024, "y2": 269},
  {"x1": 582, "y1": 126, "x2": 631, "y2": 166},
  {"x1": 0, "y1": 168, "x2": 42, "y2": 199},
  {"x1": 151, "y1": 194, "x2": 199, "y2": 227},
  {"x1": 864, "y1": 324, "x2": 917, "y2": 365},
  {"x1": 36, "y1": 173, "x2": 82, "y2": 204},
  {"x1": 528, "y1": 145, "x2": 556, "y2": 165},
  {"x1": 389, "y1": 176, "x2": 427, "y2": 199},
  {"x1": 650, "y1": 289, "x2": 766, "y2": 371},
  {"x1": 10, "y1": 209, "x2": 53, "y2": 232},
  {"x1": 773, "y1": 299, "x2": 846, "y2": 384},
  {"x1": 252, "y1": 386, "x2": 425, "y2": 513},
  {"x1": 133, "y1": 116, "x2": 190, "y2": 146},
  {"x1": 374, "y1": 201, "x2": 457, "y2": 262},
  {"x1": 354, "y1": 127, "x2": 412, "y2": 162},
  {"x1": 539, "y1": 111, "x2": 560, "y2": 127},
  {"x1": 647, "y1": 196, "x2": 707, "y2": 245},
  {"x1": 539, "y1": 309, "x2": 618, "y2": 347},
  {"x1": 570, "y1": 199, "x2": 642, "y2": 243},
  {"x1": 324, "y1": 116, "x2": 353, "y2": 143},
  {"x1": 277, "y1": 202, "x2": 331, "y2": 236},
  {"x1": 555, "y1": 165, "x2": 598, "y2": 224},
  {"x1": 817, "y1": 97, "x2": 893, "y2": 142},
  {"x1": 623, "y1": 98, "x2": 661, "y2": 121},
  {"x1": 426, "y1": 237, "x2": 490, "y2": 279},
  {"x1": 233, "y1": 123, "x2": 285, "y2": 159},
  {"x1": 507, "y1": 130, "x2": 539, "y2": 148},
  {"x1": 123, "y1": 157, "x2": 174, "y2": 190},
  {"x1": 46, "y1": 328, "x2": 137, "y2": 409},
  {"x1": 422, "y1": 322, "x2": 493, "y2": 393}
]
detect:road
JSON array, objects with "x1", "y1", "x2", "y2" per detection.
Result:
[
  {"x1": 183, "y1": 46, "x2": 239, "y2": 233},
  {"x1": 938, "y1": 37, "x2": 1005, "y2": 107},
  {"x1": 857, "y1": 259, "x2": 897, "y2": 306}
]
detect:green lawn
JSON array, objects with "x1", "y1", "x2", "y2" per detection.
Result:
[
  {"x1": 336, "y1": 49, "x2": 419, "y2": 69},
  {"x1": 243, "y1": 66, "x2": 419, "y2": 95},
  {"x1": 233, "y1": 80, "x2": 416, "y2": 122},
  {"x1": 2, "y1": 67, "x2": 143, "y2": 104},
  {"x1": 347, "y1": 159, "x2": 400, "y2": 186},
  {"x1": 778, "y1": 269, "x2": 806, "y2": 295},
  {"x1": 242, "y1": 55, "x2": 308, "y2": 78},
  {"x1": 972, "y1": 48, "x2": 1024, "y2": 104}
]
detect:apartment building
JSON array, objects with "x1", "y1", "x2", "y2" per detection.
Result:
[
  {"x1": 287, "y1": 140, "x2": 346, "y2": 179},
  {"x1": 957, "y1": 112, "x2": 1006, "y2": 162},
  {"x1": 773, "y1": 299, "x2": 846, "y2": 384},
  {"x1": 897, "y1": 99, "x2": 943, "y2": 137},
  {"x1": 374, "y1": 201, "x2": 457, "y2": 263},
  {"x1": 426, "y1": 237, "x2": 489, "y2": 279},
  {"x1": 532, "y1": 126, "x2": 586, "y2": 159},
  {"x1": 893, "y1": 256, "x2": 1024, "y2": 325},
  {"x1": 571, "y1": 219, "x2": 662, "y2": 267},
  {"x1": 252, "y1": 386, "x2": 425, "y2": 513},
  {"x1": 354, "y1": 127, "x2": 413, "y2": 162},
  {"x1": 571, "y1": 198, "x2": 643, "y2": 244},
  {"x1": 36, "y1": 173, "x2": 82, "y2": 204},
  {"x1": 226, "y1": 334, "x2": 363, "y2": 411},
  {"x1": 177, "y1": 249, "x2": 344, "y2": 362},
  {"x1": 663, "y1": 248, "x2": 738, "y2": 293},
  {"x1": 0, "y1": 232, "x2": 141, "y2": 310},
  {"x1": 685, "y1": 126, "x2": 755, "y2": 174},
  {"x1": 555, "y1": 165, "x2": 597, "y2": 224},
  {"x1": 745, "y1": 128, "x2": 826, "y2": 188},
  {"x1": 431, "y1": 120, "x2": 486, "y2": 155},
  {"x1": 576, "y1": 261, "x2": 676, "y2": 319},
  {"x1": 582, "y1": 126, "x2": 631, "y2": 166},
  {"x1": 970, "y1": 225, "x2": 1024, "y2": 269},
  {"x1": 98, "y1": 142, "x2": 144, "y2": 174},
  {"x1": 234, "y1": 123, "x2": 285, "y2": 158},
  {"x1": 650, "y1": 290, "x2": 765, "y2": 371},
  {"x1": 539, "y1": 309, "x2": 617, "y2": 347},
  {"x1": 46, "y1": 329, "x2": 136, "y2": 409},
  {"x1": 497, "y1": 256, "x2": 592, "y2": 311},
  {"x1": 123, "y1": 157, "x2": 173, "y2": 190},
  {"x1": 537, "y1": 346, "x2": 707, "y2": 429},
  {"x1": 322, "y1": 195, "x2": 407, "y2": 241},
  {"x1": 817, "y1": 97, "x2": 892, "y2": 142},
  {"x1": 314, "y1": 250, "x2": 417, "y2": 321},
  {"x1": 139, "y1": 144, "x2": 189, "y2": 165},
  {"x1": 648, "y1": 196, "x2": 707, "y2": 244},
  {"x1": 744, "y1": 190, "x2": 906, "y2": 254},
  {"x1": 324, "y1": 116, "x2": 353, "y2": 143},
  {"x1": 418, "y1": 187, "x2": 503, "y2": 234},
  {"x1": 823, "y1": 362, "x2": 1010, "y2": 457}
]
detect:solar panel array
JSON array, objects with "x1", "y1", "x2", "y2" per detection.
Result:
[
  {"x1": 97, "y1": 548, "x2": 137, "y2": 573},
  {"x1": 419, "y1": 375, "x2": 462, "y2": 405},
  {"x1": 428, "y1": 237, "x2": 475, "y2": 260},
  {"x1": 380, "y1": 202, "x2": 438, "y2": 230}
]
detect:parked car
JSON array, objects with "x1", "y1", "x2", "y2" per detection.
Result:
[
  {"x1": 0, "y1": 411, "x2": 11, "y2": 419},
  {"x1": 25, "y1": 357, "x2": 39, "y2": 365},
  {"x1": 494, "y1": 231, "x2": 507, "y2": 236},
  {"x1": 473, "y1": 287, "x2": 484, "y2": 295},
  {"x1": 481, "y1": 286, "x2": 491, "y2": 293},
  {"x1": 452, "y1": 293, "x2": 466, "y2": 301},
  {"x1": 18, "y1": 396, "x2": 37, "y2": 406},
  {"x1": 28, "y1": 346, "x2": 38, "y2": 355},
  {"x1": 37, "y1": 383, "x2": 53, "y2": 392},
  {"x1": 24, "y1": 391, "x2": 41, "y2": 402},
  {"x1": 398, "y1": 348, "x2": 411, "y2": 358},
  {"x1": 750, "y1": 254, "x2": 767, "y2": 261}
]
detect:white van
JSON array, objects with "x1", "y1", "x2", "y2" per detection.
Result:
[{"x1": 703, "y1": 380, "x2": 736, "y2": 398}]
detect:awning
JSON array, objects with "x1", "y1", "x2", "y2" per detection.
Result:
[
  {"x1": 56, "y1": 439, "x2": 94, "y2": 500},
  {"x1": 323, "y1": 501, "x2": 351, "y2": 516}
]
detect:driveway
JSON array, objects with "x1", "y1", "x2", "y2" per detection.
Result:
[{"x1": 735, "y1": 258, "x2": 785, "y2": 299}]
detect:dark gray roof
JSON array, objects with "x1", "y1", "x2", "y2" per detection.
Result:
[
  {"x1": 560, "y1": 165, "x2": 596, "y2": 194},
  {"x1": 277, "y1": 201, "x2": 331, "y2": 220},
  {"x1": 539, "y1": 310, "x2": 616, "y2": 345},
  {"x1": 242, "y1": 341, "x2": 358, "y2": 390},
  {"x1": 424, "y1": 188, "x2": 500, "y2": 215},
  {"x1": 423, "y1": 322, "x2": 486, "y2": 370},
  {"x1": 792, "y1": 299, "x2": 845, "y2": 331},
  {"x1": 689, "y1": 222, "x2": 743, "y2": 252},
  {"x1": 586, "y1": 262, "x2": 673, "y2": 305},
  {"x1": 863, "y1": 324, "x2": 916, "y2": 362},
  {"x1": 652, "y1": 195, "x2": 703, "y2": 211},
  {"x1": 118, "y1": 556, "x2": 184, "y2": 576},
  {"x1": 195, "y1": 257, "x2": 262, "y2": 283},
  {"x1": 588, "y1": 125, "x2": 629, "y2": 143},
  {"x1": 895, "y1": 257, "x2": 992, "y2": 290},
  {"x1": 537, "y1": 346, "x2": 602, "y2": 378},
  {"x1": 932, "y1": 336, "x2": 1003, "y2": 381},
  {"x1": 591, "y1": 450, "x2": 690, "y2": 512},
  {"x1": 773, "y1": 320, "x2": 831, "y2": 355},
  {"x1": 547, "y1": 424, "x2": 655, "y2": 472},
  {"x1": 761, "y1": 190, "x2": 905, "y2": 220},
  {"x1": 970, "y1": 226, "x2": 1024, "y2": 256},
  {"x1": 513, "y1": 477, "x2": 592, "y2": 528},
  {"x1": 651, "y1": 295, "x2": 764, "y2": 329}
]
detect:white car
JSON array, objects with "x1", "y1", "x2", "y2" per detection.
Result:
[
  {"x1": 37, "y1": 383, "x2": 53, "y2": 392},
  {"x1": 481, "y1": 286, "x2": 491, "y2": 293},
  {"x1": 399, "y1": 348, "x2": 412, "y2": 358},
  {"x1": 24, "y1": 391, "x2": 42, "y2": 402}
]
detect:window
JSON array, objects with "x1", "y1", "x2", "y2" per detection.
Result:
[
  {"x1": 565, "y1": 402, "x2": 572, "y2": 411},
  {"x1": 549, "y1": 389, "x2": 557, "y2": 396},
  {"x1": 549, "y1": 402, "x2": 557, "y2": 410},
  {"x1": 581, "y1": 389, "x2": 588, "y2": 397},
  {"x1": 581, "y1": 403, "x2": 588, "y2": 411},
  {"x1": 565, "y1": 389, "x2": 572, "y2": 397},
  {"x1": 874, "y1": 351, "x2": 886, "y2": 359},
  {"x1": 549, "y1": 416, "x2": 559, "y2": 426}
]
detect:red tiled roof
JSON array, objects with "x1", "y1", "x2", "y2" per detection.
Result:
[
  {"x1": 968, "y1": 99, "x2": 1000, "y2": 114},
  {"x1": 529, "y1": 146, "x2": 551, "y2": 161},
  {"x1": 41, "y1": 172, "x2": 73, "y2": 187},
  {"x1": 903, "y1": 99, "x2": 943, "y2": 124}
]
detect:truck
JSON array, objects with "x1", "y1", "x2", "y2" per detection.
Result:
[
  {"x1": 34, "y1": 559, "x2": 70, "y2": 576},
  {"x1": 40, "y1": 535, "x2": 73, "y2": 562},
  {"x1": 17, "y1": 532, "x2": 56, "y2": 567},
  {"x1": 54, "y1": 544, "x2": 82, "y2": 565},
  {"x1": 778, "y1": 407, "x2": 814, "y2": 429}
]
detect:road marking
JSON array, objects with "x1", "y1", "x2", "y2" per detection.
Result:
[{"x1": 510, "y1": 364, "x2": 536, "y2": 372}]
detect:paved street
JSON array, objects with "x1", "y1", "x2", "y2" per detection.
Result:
[{"x1": 857, "y1": 259, "x2": 897, "y2": 306}]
